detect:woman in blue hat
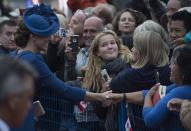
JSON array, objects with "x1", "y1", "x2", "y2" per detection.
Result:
[{"x1": 10, "y1": 4, "x2": 111, "y2": 131}]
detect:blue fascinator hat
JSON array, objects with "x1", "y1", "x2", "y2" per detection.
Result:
[{"x1": 23, "y1": 3, "x2": 59, "y2": 36}]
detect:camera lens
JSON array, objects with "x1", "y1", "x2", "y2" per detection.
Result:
[
  {"x1": 61, "y1": 32, "x2": 65, "y2": 37},
  {"x1": 72, "y1": 38, "x2": 77, "y2": 43}
]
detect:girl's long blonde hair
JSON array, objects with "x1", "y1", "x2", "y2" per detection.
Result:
[{"x1": 82, "y1": 30, "x2": 131, "y2": 92}]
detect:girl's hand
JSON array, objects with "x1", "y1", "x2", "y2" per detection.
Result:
[{"x1": 99, "y1": 90, "x2": 112, "y2": 101}]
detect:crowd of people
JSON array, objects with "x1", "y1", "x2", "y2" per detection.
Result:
[{"x1": 0, "y1": 0, "x2": 191, "y2": 131}]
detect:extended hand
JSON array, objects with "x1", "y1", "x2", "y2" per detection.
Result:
[
  {"x1": 167, "y1": 98, "x2": 184, "y2": 112},
  {"x1": 107, "y1": 93, "x2": 124, "y2": 104},
  {"x1": 147, "y1": 83, "x2": 160, "y2": 98},
  {"x1": 99, "y1": 90, "x2": 112, "y2": 101}
]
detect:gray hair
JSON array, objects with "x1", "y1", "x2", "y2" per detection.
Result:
[
  {"x1": 134, "y1": 20, "x2": 169, "y2": 43},
  {"x1": 134, "y1": 20, "x2": 170, "y2": 55}
]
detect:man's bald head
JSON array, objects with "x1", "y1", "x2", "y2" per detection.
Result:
[
  {"x1": 83, "y1": 16, "x2": 104, "y2": 47},
  {"x1": 84, "y1": 16, "x2": 104, "y2": 31}
]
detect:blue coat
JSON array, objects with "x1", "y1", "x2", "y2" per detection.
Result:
[
  {"x1": 10, "y1": 50, "x2": 86, "y2": 131},
  {"x1": 143, "y1": 84, "x2": 191, "y2": 131}
]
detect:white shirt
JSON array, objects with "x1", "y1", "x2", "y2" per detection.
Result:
[
  {"x1": 76, "y1": 48, "x2": 89, "y2": 75},
  {"x1": 0, "y1": 119, "x2": 10, "y2": 131}
]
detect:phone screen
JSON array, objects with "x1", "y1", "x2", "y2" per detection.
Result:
[
  {"x1": 33, "y1": 101, "x2": 45, "y2": 118},
  {"x1": 101, "y1": 69, "x2": 110, "y2": 82}
]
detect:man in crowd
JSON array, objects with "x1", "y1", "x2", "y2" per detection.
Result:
[
  {"x1": 159, "y1": 0, "x2": 191, "y2": 31},
  {"x1": 46, "y1": 9, "x2": 87, "y2": 80},
  {"x1": 0, "y1": 57, "x2": 37, "y2": 131},
  {"x1": 68, "y1": 9, "x2": 87, "y2": 47},
  {"x1": 0, "y1": 20, "x2": 17, "y2": 55},
  {"x1": 166, "y1": 0, "x2": 191, "y2": 20},
  {"x1": 65, "y1": 16, "x2": 104, "y2": 80}
]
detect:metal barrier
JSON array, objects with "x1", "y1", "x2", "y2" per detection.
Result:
[
  {"x1": 35, "y1": 87, "x2": 104, "y2": 131},
  {"x1": 35, "y1": 87, "x2": 159, "y2": 131},
  {"x1": 128, "y1": 104, "x2": 160, "y2": 131},
  {"x1": 35, "y1": 87, "x2": 74, "y2": 131}
]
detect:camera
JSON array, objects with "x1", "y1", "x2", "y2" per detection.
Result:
[
  {"x1": 70, "y1": 35, "x2": 79, "y2": 52},
  {"x1": 56, "y1": 28, "x2": 67, "y2": 37}
]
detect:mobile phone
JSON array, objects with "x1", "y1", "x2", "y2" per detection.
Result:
[
  {"x1": 101, "y1": 69, "x2": 110, "y2": 82},
  {"x1": 70, "y1": 35, "x2": 79, "y2": 52},
  {"x1": 159, "y1": 85, "x2": 166, "y2": 98},
  {"x1": 33, "y1": 100, "x2": 45, "y2": 118},
  {"x1": 55, "y1": 28, "x2": 67, "y2": 37}
]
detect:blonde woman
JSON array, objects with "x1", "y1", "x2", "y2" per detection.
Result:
[
  {"x1": 110, "y1": 31, "x2": 170, "y2": 92},
  {"x1": 110, "y1": 31, "x2": 171, "y2": 131},
  {"x1": 81, "y1": 30, "x2": 132, "y2": 131},
  {"x1": 83, "y1": 30, "x2": 131, "y2": 92}
]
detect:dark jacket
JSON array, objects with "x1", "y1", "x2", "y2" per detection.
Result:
[
  {"x1": 110, "y1": 64, "x2": 171, "y2": 131},
  {"x1": 110, "y1": 64, "x2": 171, "y2": 93},
  {"x1": 45, "y1": 41, "x2": 66, "y2": 80}
]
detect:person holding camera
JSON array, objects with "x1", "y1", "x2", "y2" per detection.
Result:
[
  {"x1": 63, "y1": 16, "x2": 105, "y2": 131},
  {"x1": 65, "y1": 16, "x2": 104, "y2": 81},
  {"x1": 45, "y1": 9, "x2": 87, "y2": 81}
]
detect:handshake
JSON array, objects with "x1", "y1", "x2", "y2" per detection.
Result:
[{"x1": 97, "y1": 90, "x2": 127, "y2": 107}]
